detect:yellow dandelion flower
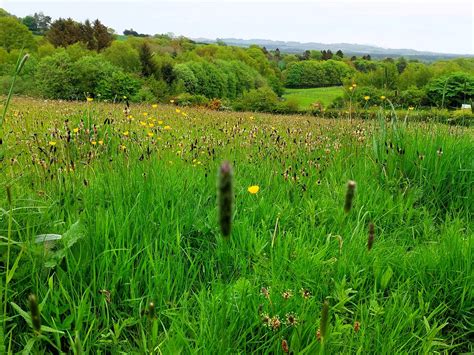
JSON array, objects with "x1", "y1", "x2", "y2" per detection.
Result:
[
  {"x1": 98, "y1": 140, "x2": 104, "y2": 145},
  {"x1": 123, "y1": 96, "x2": 127, "y2": 99},
  {"x1": 349, "y1": 86, "x2": 353, "y2": 91},
  {"x1": 380, "y1": 95, "x2": 386, "y2": 100},
  {"x1": 364, "y1": 96, "x2": 370, "y2": 101},
  {"x1": 147, "y1": 132, "x2": 154, "y2": 137},
  {"x1": 123, "y1": 131, "x2": 129, "y2": 136},
  {"x1": 158, "y1": 120, "x2": 163, "y2": 125},
  {"x1": 143, "y1": 112, "x2": 148, "y2": 117},
  {"x1": 120, "y1": 145, "x2": 126, "y2": 151},
  {"x1": 140, "y1": 121, "x2": 147, "y2": 126},
  {"x1": 170, "y1": 99, "x2": 175, "y2": 103},
  {"x1": 408, "y1": 106, "x2": 414, "y2": 111},
  {"x1": 148, "y1": 123, "x2": 154, "y2": 128},
  {"x1": 248, "y1": 185, "x2": 260, "y2": 194},
  {"x1": 86, "y1": 97, "x2": 93, "y2": 102},
  {"x1": 164, "y1": 125, "x2": 172, "y2": 130},
  {"x1": 152, "y1": 104, "x2": 158, "y2": 108},
  {"x1": 91, "y1": 141, "x2": 97, "y2": 145},
  {"x1": 49, "y1": 141, "x2": 57, "y2": 146},
  {"x1": 352, "y1": 83, "x2": 357, "y2": 87},
  {"x1": 73, "y1": 128, "x2": 79, "y2": 133},
  {"x1": 176, "y1": 108, "x2": 181, "y2": 113}
]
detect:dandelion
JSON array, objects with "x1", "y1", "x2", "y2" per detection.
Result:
[
  {"x1": 248, "y1": 185, "x2": 260, "y2": 194},
  {"x1": 28, "y1": 294, "x2": 41, "y2": 333},
  {"x1": 364, "y1": 96, "x2": 370, "y2": 101},
  {"x1": 349, "y1": 86, "x2": 353, "y2": 91},
  {"x1": 120, "y1": 145, "x2": 126, "y2": 151},
  {"x1": 123, "y1": 96, "x2": 127, "y2": 99},
  {"x1": 143, "y1": 112, "x2": 148, "y2": 116},
  {"x1": 164, "y1": 125, "x2": 172, "y2": 130},
  {"x1": 368, "y1": 222, "x2": 375, "y2": 251},
  {"x1": 408, "y1": 106, "x2": 414, "y2": 111},
  {"x1": 152, "y1": 104, "x2": 158, "y2": 108},
  {"x1": 158, "y1": 120, "x2": 163, "y2": 125},
  {"x1": 148, "y1": 123, "x2": 154, "y2": 128},
  {"x1": 344, "y1": 180, "x2": 356, "y2": 213},
  {"x1": 98, "y1": 140, "x2": 104, "y2": 145},
  {"x1": 123, "y1": 131, "x2": 129, "y2": 136},
  {"x1": 91, "y1": 141, "x2": 97, "y2": 145},
  {"x1": 352, "y1": 83, "x2": 357, "y2": 87},
  {"x1": 380, "y1": 95, "x2": 386, "y2": 100},
  {"x1": 170, "y1": 99, "x2": 174, "y2": 103},
  {"x1": 73, "y1": 128, "x2": 79, "y2": 133},
  {"x1": 218, "y1": 161, "x2": 233, "y2": 237},
  {"x1": 147, "y1": 132, "x2": 154, "y2": 137},
  {"x1": 86, "y1": 97, "x2": 93, "y2": 102},
  {"x1": 49, "y1": 141, "x2": 56, "y2": 146}
]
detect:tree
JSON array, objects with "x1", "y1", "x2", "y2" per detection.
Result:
[
  {"x1": 426, "y1": 72, "x2": 474, "y2": 108},
  {"x1": 139, "y1": 42, "x2": 157, "y2": 77},
  {"x1": 0, "y1": 17, "x2": 35, "y2": 52},
  {"x1": 103, "y1": 41, "x2": 140, "y2": 72},
  {"x1": 336, "y1": 50, "x2": 344, "y2": 58},
  {"x1": 93, "y1": 19, "x2": 113, "y2": 51},
  {"x1": 22, "y1": 12, "x2": 51, "y2": 35},
  {"x1": 396, "y1": 57, "x2": 408, "y2": 74}
]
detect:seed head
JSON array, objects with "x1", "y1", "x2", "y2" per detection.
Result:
[
  {"x1": 281, "y1": 339, "x2": 289, "y2": 353},
  {"x1": 344, "y1": 180, "x2": 356, "y2": 213},
  {"x1": 368, "y1": 222, "x2": 375, "y2": 251},
  {"x1": 320, "y1": 300, "x2": 330, "y2": 341},
  {"x1": 217, "y1": 161, "x2": 233, "y2": 237},
  {"x1": 28, "y1": 294, "x2": 41, "y2": 333}
]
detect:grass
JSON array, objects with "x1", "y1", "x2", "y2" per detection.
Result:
[
  {"x1": 283, "y1": 87, "x2": 344, "y2": 109},
  {"x1": 0, "y1": 97, "x2": 473, "y2": 353}
]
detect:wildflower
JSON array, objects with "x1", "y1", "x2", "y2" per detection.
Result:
[
  {"x1": 316, "y1": 329, "x2": 321, "y2": 342},
  {"x1": 364, "y1": 96, "x2": 370, "y2": 101},
  {"x1": 218, "y1": 161, "x2": 233, "y2": 238},
  {"x1": 354, "y1": 321, "x2": 361, "y2": 333},
  {"x1": 368, "y1": 222, "x2": 375, "y2": 251},
  {"x1": 164, "y1": 125, "x2": 172, "y2": 130},
  {"x1": 73, "y1": 128, "x2": 79, "y2": 133},
  {"x1": 170, "y1": 99, "x2": 174, "y2": 103},
  {"x1": 344, "y1": 180, "x2": 356, "y2": 213},
  {"x1": 120, "y1": 145, "x2": 126, "y2": 151},
  {"x1": 143, "y1": 112, "x2": 148, "y2": 116},
  {"x1": 152, "y1": 104, "x2": 158, "y2": 108},
  {"x1": 352, "y1": 83, "x2": 357, "y2": 87},
  {"x1": 49, "y1": 141, "x2": 56, "y2": 146},
  {"x1": 176, "y1": 108, "x2": 181, "y2": 113},
  {"x1": 140, "y1": 121, "x2": 147, "y2": 126},
  {"x1": 261, "y1": 313, "x2": 271, "y2": 327},
  {"x1": 248, "y1": 185, "x2": 260, "y2": 194},
  {"x1": 281, "y1": 339, "x2": 289, "y2": 353},
  {"x1": 380, "y1": 95, "x2": 386, "y2": 100},
  {"x1": 158, "y1": 120, "x2": 163, "y2": 125},
  {"x1": 270, "y1": 316, "x2": 281, "y2": 331},
  {"x1": 261, "y1": 287, "x2": 271, "y2": 300},
  {"x1": 300, "y1": 288, "x2": 311, "y2": 299},
  {"x1": 285, "y1": 313, "x2": 298, "y2": 327},
  {"x1": 86, "y1": 97, "x2": 93, "y2": 102},
  {"x1": 91, "y1": 141, "x2": 97, "y2": 145},
  {"x1": 148, "y1": 123, "x2": 154, "y2": 128},
  {"x1": 349, "y1": 86, "x2": 353, "y2": 91},
  {"x1": 98, "y1": 140, "x2": 104, "y2": 145},
  {"x1": 408, "y1": 106, "x2": 414, "y2": 111},
  {"x1": 28, "y1": 294, "x2": 41, "y2": 333},
  {"x1": 123, "y1": 96, "x2": 127, "y2": 99},
  {"x1": 282, "y1": 290, "x2": 293, "y2": 300},
  {"x1": 147, "y1": 132, "x2": 154, "y2": 137},
  {"x1": 123, "y1": 131, "x2": 129, "y2": 136}
]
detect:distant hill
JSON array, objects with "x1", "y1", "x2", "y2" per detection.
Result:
[{"x1": 193, "y1": 37, "x2": 473, "y2": 61}]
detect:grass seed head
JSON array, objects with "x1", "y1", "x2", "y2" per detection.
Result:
[
  {"x1": 218, "y1": 161, "x2": 233, "y2": 237},
  {"x1": 344, "y1": 180, "x2": 357, "y2": 213},
  {"x1": 28, "y1": 294, "x2": 41, "y2": 333},
  {"x1": 368, "y1": 222, "x2": 375, "y2": 251}
]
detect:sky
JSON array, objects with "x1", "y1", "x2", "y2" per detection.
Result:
[{"x1": 2, "y1": 0, "x2": 473, "y2": 54}]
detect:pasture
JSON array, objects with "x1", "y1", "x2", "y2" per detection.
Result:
[
  {"x1": 0, "y1": 97, "x2": 473, "y2": 353},
  {"x1": 283, "y1": 87, "x2": 344, "y2": 110}
]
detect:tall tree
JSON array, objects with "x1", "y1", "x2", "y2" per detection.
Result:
[
  {"x1": 139, "y1": 42, "x2": 156, "y2": 77},
  {"x1": 0, "y1": 17, "x2": 35, "y2": 52},
  {"x1": 93, "y1": 19, "x2": 113, "y2": 51}
]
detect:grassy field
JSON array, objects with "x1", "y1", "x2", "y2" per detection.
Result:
[
  {"x1": 283, "y1": 87, "x2": 344, "y2": 109},
  {"x1": 0, "y1": 97, "x2": 473, "y2": 353}
]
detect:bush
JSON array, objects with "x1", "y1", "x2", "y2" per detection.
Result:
[
  {"x1": 36, "y1": 52, "x2": 77, "y2": 99},
  {"x1": 174, "y1": 93, "x2": 209, "y2": 107},
  {"x1": 425, "y1": 72, "x2": 474, "y2": 108},
  {"x1": 233, "y1": 87, "x2": 279, "y2": 112}
]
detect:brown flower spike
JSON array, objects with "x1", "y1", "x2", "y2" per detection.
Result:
[
  {"x1": 368, "y1": 222, "x2": 375, "y2": 251},
  {"x1": 344, "y1": 180, "x2": 357, "y2": 213},
  {"x1": 218, "y1": 161, "x2": 233, "y2": 237}
]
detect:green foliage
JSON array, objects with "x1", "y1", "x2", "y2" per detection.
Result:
[
  {"x1": 103, "y1": 42, "x2": 141, "y2": 73},
  {"x1": 284, "y1": 60, "x2": 353, "y2": 88},
  {"x1": 0, "y1": 17, "x2": 36, "y2": 52},
  {"x1": 35, "y1": 52, "x2": 76, "y2": 99},
  {"x1": 425, "y1": 72, "x2": 474, "y2": 108}
]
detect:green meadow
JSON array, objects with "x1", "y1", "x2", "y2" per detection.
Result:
[
  {"x1": 283, "y1": 87, "x2": 344, "y2": 109},
  {"x1": 0, "y1": 97, "x2": 473, "y2": 353}
]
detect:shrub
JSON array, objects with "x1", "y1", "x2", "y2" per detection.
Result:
[
  {"x1": 174, "y1": 93, "x2": 209, "y2": 107},
  {"x1": 233, "y1": 87, "x2": 279, "y2": 112},
  {"x1": 425, "y1": 72, "x2": 474, "y2": 108}
]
